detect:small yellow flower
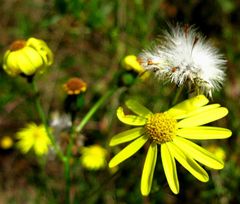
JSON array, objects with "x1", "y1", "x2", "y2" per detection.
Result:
[
  {"x1": 3, "y1": 38, "x2": 53, "y2": 76},
  {"x1": 123, "y1": 55, "x2": 150, "y2": 79},
  {"x1": 81, "y1": 145, "x2": 107, "y2": 170},
  {"x1": 109, "y1": 95, "x2": 232, "y2": 195},
  {"x1": 205, "y1": 144, "x2": 226, "y2": 161},
  {"x1": 16, "y1": 123, "x2": 51, "y2": 156},
  {"x1": 0, "y1": 136, "x2": 13, "y2": 149},
  {"x1": 63, "y1": 77, "x2": 87, "y2": 95}
]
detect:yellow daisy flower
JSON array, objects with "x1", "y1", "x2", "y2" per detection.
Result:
[
  {"x1": 16, "y1": 123, "x2": 51, "y2": 156},
  {"x1": 109, "y1": 95, "x2": 232, "y2": 195},
  {"x1": 3, "y1": 38, "x2": 53, "y2": 76},
  {"x1": 81, "y1": 145, "x2": 107, "y2": 170}
]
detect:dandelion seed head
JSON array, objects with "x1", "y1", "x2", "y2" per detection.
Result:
[{"x1": 138, "y1": 25, "x2": 226, "y2": 96}]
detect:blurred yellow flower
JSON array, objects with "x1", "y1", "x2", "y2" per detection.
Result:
[
  {"x1": 109, "y1": 95, "x2": 232, "y2": 195},
  {"x1": 123, "y1": 55, "x2": 150, "y2": 79},
  {"x1": 3, "y1": 37, "x2": 53, "y2": 76},
  {"x1": 16, "y1": 123, "x2": 51, "y2": 156},
  {"x1": 81, "y1": 145, "x2": 107, "y2": 170},
  {"x1": 206, "y1": 144, "x2": 226, "y2": 161},
  {"x1": 0, "y1": 136, "x2": 13, "y2": 149},
  {"x1": 63, "y1": 77, "x2": 87, "y2": 95}
]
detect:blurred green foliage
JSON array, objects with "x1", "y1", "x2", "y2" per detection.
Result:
[{"x1": 0, "y1": 0, "x2": 240, "y2": 203}]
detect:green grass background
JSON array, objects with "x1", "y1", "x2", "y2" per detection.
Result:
[{"x1": 0, "y1": 0, "x2": 240, "y2": 203}]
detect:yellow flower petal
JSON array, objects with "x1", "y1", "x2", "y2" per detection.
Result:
[
  {"x1": 168, "y1": 142, "x2": 209, "y2": 182},
  {"x1": 27, "y1": 37, "x2": 54, "y2": 66},
  {"x1": 183, "y1": 104, "x2": 220, "y2": 118},
  {"x1": 167, "y1": 95, "x2": 209, "y2": 119},
  {"x1": 123, "y1": 55, "x2": 144, "y2": 73},
  {"x1": 117, "y1": 107, "x2": 147, "y2": 126},
  {"x1": 109, "y1": 127, "x2": 145, "y2": 146},
  {"x1": 20, "y1": 47, "x2": 43, "y2": 75},
  {"x1": 177, "y1": 126, "x2": 232, "y2": 140},
  {"x1": 17, "y1": 139, "x2": 33, "y2": 153},
  {"x1": 125, "y1": 100, "x2": 152, "y2": 117},
  {"x1": 177, "y1": 107, "x2": 228, "y2": 128},
  {"x1": 109, "y1": 135, "x2": 148, "y2": 168},
  {"x1": 141, "y1": 142, "x2": 157, "y2": 196},
  {"x1": 15, "y1": 50, "x2": 36, "y2": 75},
  {"x1": 34, "y1": 139, "x2": 49, "y2": 156},
  {"x1": 161, "y1": 143, "x2": 179, "y2": 194},
  {"x1": 174, "y1": 137, "x2": 224, "y2": 169},
  {"x1": 4, "y1": 51, "x2": 21, "y2": 76}
]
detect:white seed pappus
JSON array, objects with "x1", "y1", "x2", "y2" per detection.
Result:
[{"x1": 138, "y1": 25, "x2": 226, "y2": 96}]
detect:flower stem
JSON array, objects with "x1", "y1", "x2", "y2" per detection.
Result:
[
  {"x1": 172, "y1": 85, "x2": 184, "y2": 106},
  {"x1": 32, "y1": 79, "x2": 64, "y2": 161},
  {"x1": 75, "y1": 87, "x2": 117, "y2": 133},
  {"x1": 64, "y1": 125, "x2": 75, "y2": 204}
]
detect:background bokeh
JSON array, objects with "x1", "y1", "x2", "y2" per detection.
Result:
[{"x1": 0, "y1": 0, "x2": 240, "y2": 203}]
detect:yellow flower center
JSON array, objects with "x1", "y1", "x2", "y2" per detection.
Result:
[
  {"x1": 9, "y1": 40, "x2": 26, "y2": 51},
  {"x1": 145, "y1": 112, "x2": 177, "y2": 144}
]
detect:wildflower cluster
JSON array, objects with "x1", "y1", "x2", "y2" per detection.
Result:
[
  {"x1": 1, "y1": 23, "x2": 232, "y2": 201},
  {"x1": 108, "y1": 24, "x2": 232, "y2": 196}
]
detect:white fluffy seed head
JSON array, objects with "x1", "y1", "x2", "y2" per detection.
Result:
[{"x1": 138, "y1": 25, "x2": 226, "y2": 96}]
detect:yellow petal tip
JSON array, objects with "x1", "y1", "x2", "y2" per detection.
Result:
[
  {"x1": 141, "y1": 189, "x2": 149, "y2": 197},
  {"x1": 172, "y1": 188, "x2": 179, "y2": 194},
  {"x1": 109, "y1": 140, "x2": 115, "y2": 147},
  {"x1": 116, "y1": 107, "x2": 124, "y2": 118},
  {"x1": 108, "y1": 161, "x2": 115, "y2": 168}
]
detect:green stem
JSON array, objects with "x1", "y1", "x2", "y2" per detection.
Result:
[
  {"x1": 172, "y1": 85, "x2": 184, "y2": 106},
  {"x1": 75, "y1": 87, "x2": 117, "y2": 133},
  {"x1": 64, "y1": 125, "x2": 75, "y2": 204},
  {"x1": 32, "y1": 80, "x2": 64, "y2": 161}
]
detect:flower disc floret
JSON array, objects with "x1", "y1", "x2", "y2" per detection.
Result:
[
  {"x1": 145, "y1": 113, "x2": 177, "y2": 144},
  {"x1": 63, "y1": 77, "x2": 87, "y2": 95},
  {"x1": 9, "y1": 40, "x2": 26, "y2": 51}
]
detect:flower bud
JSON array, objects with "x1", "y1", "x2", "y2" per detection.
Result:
[
  {"x1": 0, "y1": 136, "x2": 13, "y2": 149},
  {"x1": 123, "y1": 55, "x2": 150, "y2": 80},
  {"x1": 3, "y1": 37, "x2": 53, "y2": 76},
  {"x1": 63, "y1": 77, "x2": 87, "y2": 95}
]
